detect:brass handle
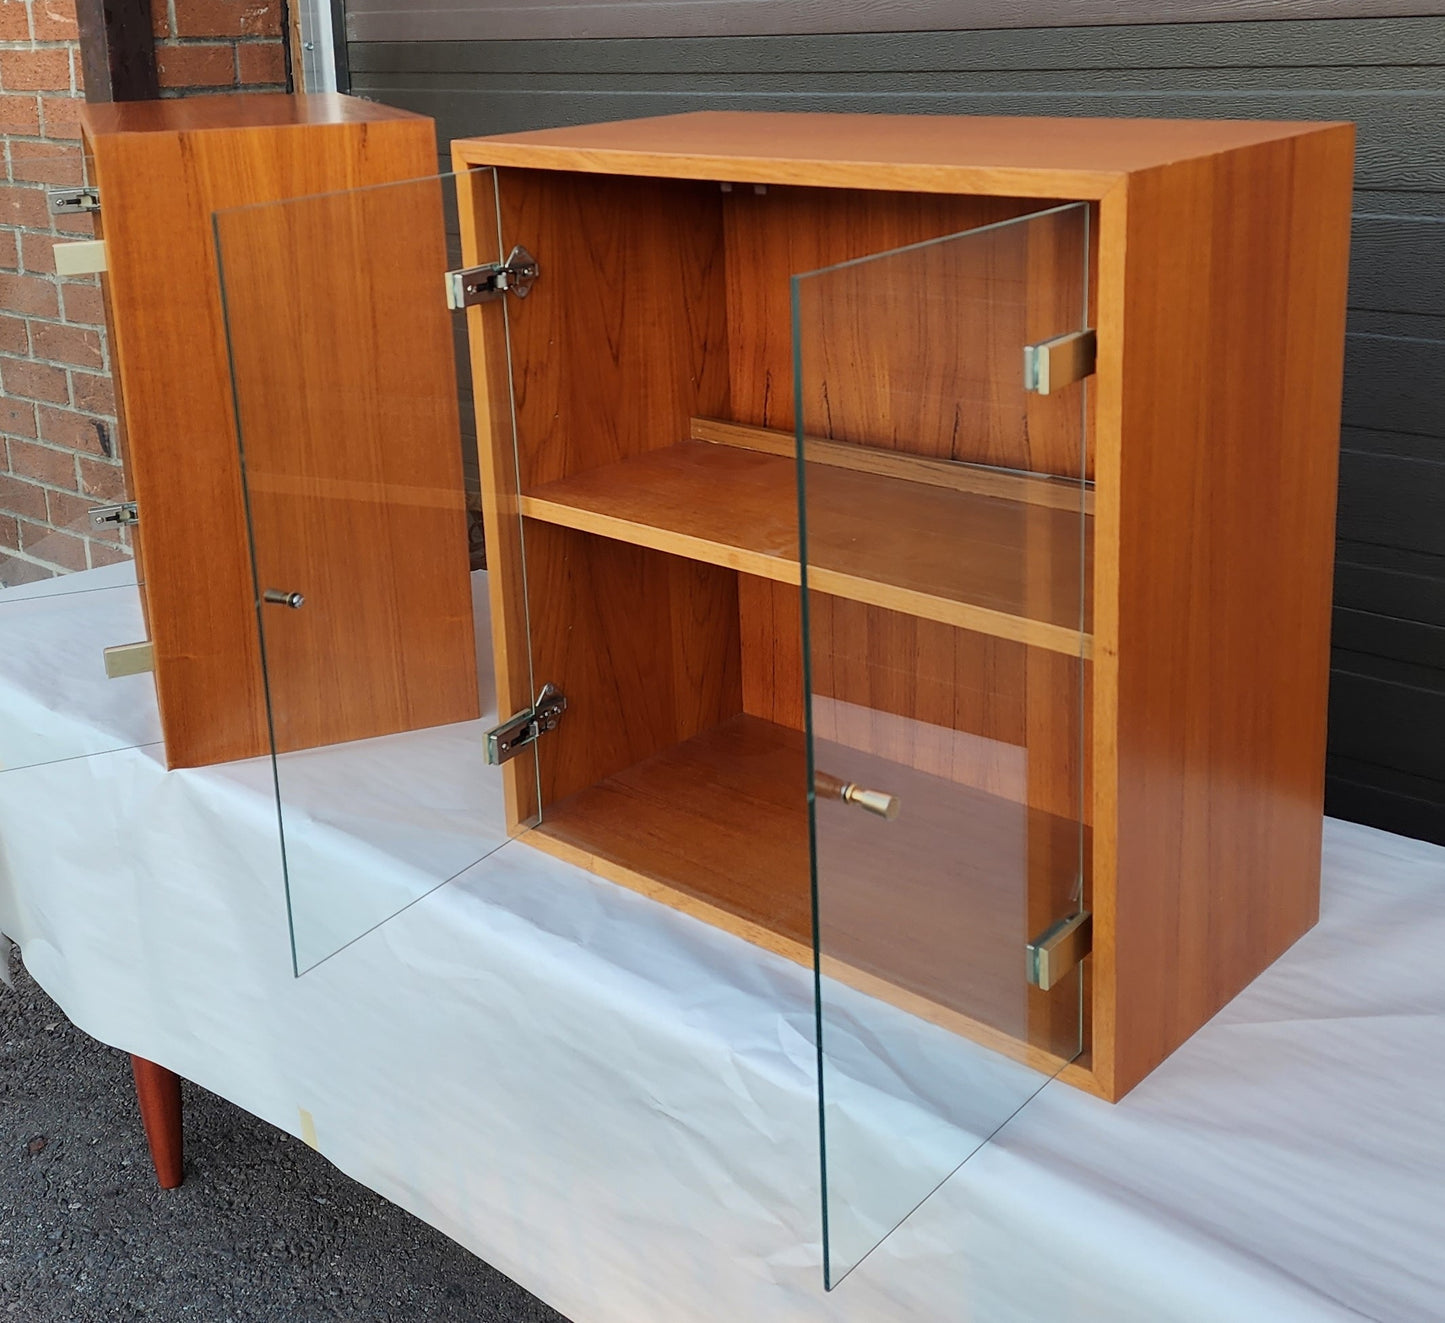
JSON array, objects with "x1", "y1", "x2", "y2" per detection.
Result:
[
  {"x1": 814, "y1": 771, "x2": 899, "y2": 820},
  {"x1": 262, "y1": 589, "x2": 305, "y2": 609}
]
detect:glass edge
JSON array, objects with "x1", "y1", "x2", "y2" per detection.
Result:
[
  {"x1": 791, "y1": 200, "x2": 1089, "y2": 285},
  {"x1": 211, "y1": 207, "x2": 299, "y2": 979},
  {"x1": 212, "y1": 168, "x2": 467, "y2": 223},
  {"x1": 792, "y1": 271, "x2": 834, "y2": 1292}
]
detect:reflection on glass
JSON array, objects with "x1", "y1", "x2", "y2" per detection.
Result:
[
  {"x1": 794, "y1": 203, "x2": 1092, "y2": 1287},
  {"x1": 0, "y1": 490, "x2": 156, "y2": 774},
  {"x1": 215, "y1": 170, "x2": 522, "y2": 974}
]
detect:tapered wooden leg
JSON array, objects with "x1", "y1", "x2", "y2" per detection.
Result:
[{"x1": 130, "y1": 1055, "x2": 184, "y2": 1189}]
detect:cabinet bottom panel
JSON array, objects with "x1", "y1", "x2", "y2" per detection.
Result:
[{"x1": 523, "y1": 712, "x2": 1082, "y2": 1073}]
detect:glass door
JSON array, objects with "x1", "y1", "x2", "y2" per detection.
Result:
[
  {"x1": 794, "y1": 204, "x2": 1093, "y2": 1286},
  {"x1": 214, "y1": 171, "x2": 527, "y2": 974}
]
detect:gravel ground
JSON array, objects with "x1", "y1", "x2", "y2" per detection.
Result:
[{"x1": 0, "y1": 952, "x2": 571, "y2": 1323}]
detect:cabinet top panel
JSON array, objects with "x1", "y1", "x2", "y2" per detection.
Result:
[
  {"x1": 83, "y1": 93, "x2": 426, "y2": 140},
  {"x1": 453, "y1": 110, "x2": 1350, "y2": 199}
]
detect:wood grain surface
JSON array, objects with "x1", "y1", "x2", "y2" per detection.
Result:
[
  {"x1": 520, "y1": 440, "x2": 1091, "y2": 653},
  {"x1": 86, "y1": 93, "x2": 462, "y2": 768},
  {"x1": 692, "y1": 418, "x2": 1094, "y2": 512},
  {"x1": 529, "y1": 712, "x2": 1082, "y2": 1064},
  {"x1": 454, "y1": 111, "x2": 1349, "y2": 200},
  {"x1": 1086, "y1": 122, "x2": 1355, "y2": 1099},
  {"x1": 216, "y1": 173, "x2": 478, "y2": 755}
]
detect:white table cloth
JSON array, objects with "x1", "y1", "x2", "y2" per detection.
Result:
[{"x1": 1, "y1": 564, "x2": 1442, "y2": 1323}]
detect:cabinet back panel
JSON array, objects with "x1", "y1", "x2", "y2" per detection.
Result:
[
  {"x1": 739, "y1": 575, "x2": 1089, "y2": 822},
  {"x1": 526, "y1": 525, "x2": 743, "y2": 807},
  {"x1": 495, "y1": 169, "x2": 731, "y2": 488},
  {"x1": 722, "y1": 186, "x2": 1095, "y2": 481}
]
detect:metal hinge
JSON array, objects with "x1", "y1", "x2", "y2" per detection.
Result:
[
  {"x1": 89, "y1": 502, "x2": 138, "y2": 529},
  {"x1": 48, "y1": 186, "x2": 100, "y2": 215},
  {"x1": 485, "y1": 682, "x2": 566, "y2": 765},
  {"x1": 1024, "y1": 329, "x2": 1097, "y2": 395},
  {"x1": 445, "y1": 245, "x2": 539, "y2": 309},
  {"x1": 1026, "y1": 909, "x2": 1092, "y2": 991}
]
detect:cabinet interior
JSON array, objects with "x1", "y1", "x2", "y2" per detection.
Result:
[{"x1": 489, "y1": 168, "x2": 1095, "y2": 1058}]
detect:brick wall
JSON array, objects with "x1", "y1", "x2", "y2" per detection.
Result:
[{"x1": 0, "y1": 0, "x2": 288, "y2": 589}]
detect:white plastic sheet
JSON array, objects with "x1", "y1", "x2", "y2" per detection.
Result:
[{"x1": 2, "y1": 565, "x2": 1443, "y2": 1323}]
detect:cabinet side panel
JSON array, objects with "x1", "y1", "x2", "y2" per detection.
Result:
[
  {"x1": 92, "y1": 114, "x2": 449, "y2": 768},
  {"x1": 1106, "y1": 128, "x2": 1354, "y2": 1099},
  {"x1": 526, "y1": 528, "x2": 742, "y2": 807},
  {"x1": 457, "y1": 163, "x2": 540, "y2": 831}
]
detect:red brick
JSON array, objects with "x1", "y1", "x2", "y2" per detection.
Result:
[
  {"x1": 0, "y1": 271, "x2": 58, "y2": 317},
  {"x1": 0, "y1": 93, "x2": 40, "y2": 136},
  {"x1": 31, "y1": 0, "x2": 78, "y2": 41},
  {"x1": 89, "y1": 538, "x2": 131, "y2": 567},
  {"x1": 70, "y1": 371, "x2": 114, "y2": 415},
  {"x1": 61, "y1": 280, "x2": 104, "y2": 325},
  {"x1": 19, "y1": 518, "x2": 86, "y2": 570},
  {"x1": 39, "y1": 94, "x2": 81, "y2": 139},
  {"x1": 153, "y1": 2, "x2": 172, "y2": 37},
  {"x1": 30, "y1": 319, "x2": 101, "y2": 368},
  {"x1": 0, "y1": 184, "x2": 50, "y2": 229},
  {"x1": 9, "y1": 140, "x2": 83, "y2": 187},
  {"x1": 0, "y1": 551, "x2": 54, "y2": 586},
  {"x1": 156, "y1": 44, "x2": 236, "y2": 89},
  {"x1": 52, "y1": 210, "x2": 94, "y2": 236},
  {"x1": 38, "y1": 403, "x2": 108, "y2": 452},
  {"x1": 237, "y1": 40, "x2": 286, "y2": 86},
  {"x1": 0, "y1": 49, "x2": 71, "y2": 93},
  {"x1": 1, "y1": 357, "x2": 67, "y2": 403},
  {"x1": 0, "y1": 396, "x2": 35, "y2": 438},
  {"x1": 0, "y1": 230, "x2": 16, "y2": 272},
  {"x1": 0, "y1": 471, "x2": 49, "y2": 520},
  {"x1": 0, "y1": 2, "x2": 30, "y2": 40},
  {"x1": 78, "y1": 454, "x2": 125, "y2": 501},
  {"x1": 175, "y1": 0, "x2": 282, "y2": 38},
  {"x1": 19, "y1": 230, "x2": 57, "y2": 274},
  {"x1": 9, "y1": 439, "x2": 75, "y2": 488},
  {"x1": 46, "y1": 484, "x2": 96, "y2": 530},
  {"x1": 0, "y1": 312, "x2": 27, "y2": 353},
  {"x1": 0, "y1": 511, "x2": 17, "y2": 552}
]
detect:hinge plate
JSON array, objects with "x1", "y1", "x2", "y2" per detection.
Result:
[
  {"x1": 48, "y1": 186, "x2": 100, "y2": 215},
  {"x1": 89, "y1": 502, "x2": 138, "y2": 529},
  {"x1": 103, "y1": 640, "x2": 154, "y2": 679},
  {"x1": 486, "y1": 682, "x2": 566, "y2": 765},
  {"x1": 446, "y1": 245, "x2": 539, "y2": 309},
  {"x1": 1026, "y1": 910, "x2": 1092, "y2": 991},
  {"x1": 1024, "y1": 329, "x2": 1097, "y2": 395}
]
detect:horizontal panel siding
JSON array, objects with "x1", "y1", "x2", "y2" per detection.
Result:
[
  {"x1": 346, "y1": 1, "x2": 1445, "y2": 44},
  {"x1": 349, "y1": 14, "x2": 1445, "y2": 842}
]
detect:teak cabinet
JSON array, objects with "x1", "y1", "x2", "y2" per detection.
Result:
[
  {"x1": 447, "y1": 112, "x2": 1354, "y2": 1112},
  {"x1": 81, "y1": 93, "x2": 477, "y2": 767}
]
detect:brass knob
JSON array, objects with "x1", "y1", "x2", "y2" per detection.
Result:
[{"x1": 814, "y1": 771, "x2": 899, "y2": 820}]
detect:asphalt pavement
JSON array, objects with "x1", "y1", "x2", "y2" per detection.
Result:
[{"x1": 0, "y1": 951, "x2": 570, "y2": 1322}]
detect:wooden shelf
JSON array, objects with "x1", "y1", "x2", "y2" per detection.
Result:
[
  {"x1": 525, "y1": 714, "x2": 1081, "y2": 1064},
  {"x1": 520, "y1": 435, "x2": 1091, "y2": 655}
]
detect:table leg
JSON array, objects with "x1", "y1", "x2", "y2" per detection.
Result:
[{"x1": 130, "y1": 1055, "x2": 184, "y2": 1189}]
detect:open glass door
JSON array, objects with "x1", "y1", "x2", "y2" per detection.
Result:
[
  {"x1": 794, "y1": 203, "x2": 1093, "y2": 1286},
  {"x1": 214, "y1": 171, "x2": 528, "y2": 974}
]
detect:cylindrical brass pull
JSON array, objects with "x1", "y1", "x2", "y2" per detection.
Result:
[
  {"x1": 262, "y1": 589, "x2": 305, "y2": 609},
  {"x1": 814, "y1": 771, "x2": 900, "y2": 820}
]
